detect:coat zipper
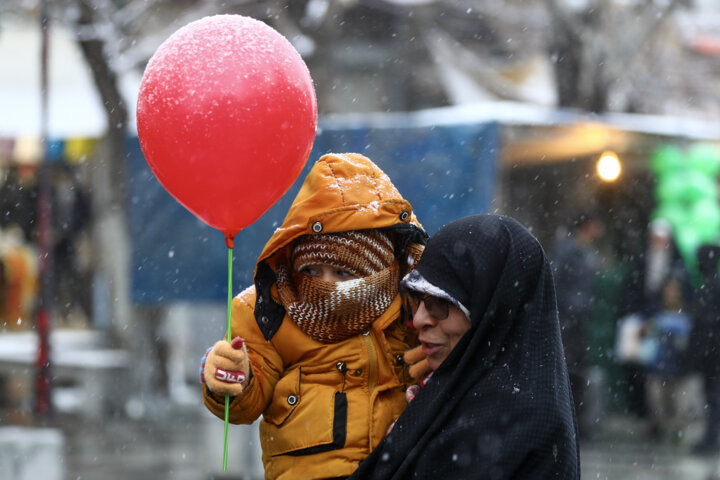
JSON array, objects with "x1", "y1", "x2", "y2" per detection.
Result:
[{"x1": 363, "y1": 330, "x2": 378, "y2": 395}]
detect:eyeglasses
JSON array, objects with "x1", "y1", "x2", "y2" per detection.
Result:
[{"x1": 406, "y1": 291, "x2": 450, "y2": 321}]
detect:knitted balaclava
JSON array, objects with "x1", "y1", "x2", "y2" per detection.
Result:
[{"x1": 276, "y1": 230, "x2": 399, "y2": 343}]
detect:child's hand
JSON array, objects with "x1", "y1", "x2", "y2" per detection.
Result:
[
  {"x1": 203, "y1": 337, "x2": 250, "y2": 396},
  {"x1": 404, "y1": 345, "x2": 431, "y2": 380}
]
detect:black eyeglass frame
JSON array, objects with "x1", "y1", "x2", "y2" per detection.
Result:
[{"x1": 405, "y1": 290, "x2": 451, "y2": 321}]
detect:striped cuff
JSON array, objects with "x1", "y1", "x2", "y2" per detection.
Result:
[{"x1": 199, "y1": 346, "x2": 212, "y2": 385}]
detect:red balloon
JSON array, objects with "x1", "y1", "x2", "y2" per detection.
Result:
[{"x1": 136, "y1": 15, "x2": 317, "y2": 246}]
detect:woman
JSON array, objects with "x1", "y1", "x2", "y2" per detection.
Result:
[
  {"x1": 201, "y1": 153, "x2": 427, "y2": 479},
  {"x1": 351, "y1": 214, "x2": 580, "y2": 479}
]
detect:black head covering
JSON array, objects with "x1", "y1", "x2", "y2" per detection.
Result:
[{"x1": 350, "y1": 214, "x2": 580, "y2": 480}]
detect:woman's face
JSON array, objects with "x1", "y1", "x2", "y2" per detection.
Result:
[{"x1": 412, "y1": 296, "x2": 471, "y2": 371}]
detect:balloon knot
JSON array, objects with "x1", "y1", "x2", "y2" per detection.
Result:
[{"x1": 225, "y1": 235, "x2": 235, "y2": 249}]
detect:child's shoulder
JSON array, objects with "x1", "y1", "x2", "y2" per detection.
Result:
[{"x1": 235, "y1": 285, "x2": 257, "y2": 309}]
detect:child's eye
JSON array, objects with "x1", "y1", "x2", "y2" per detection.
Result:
[
  {"x1": 336, "y1": 269, "x2": 353, "y2": 278},
  {"x1": 300, "y1": 266, "x2": 319, "y2": 276}
]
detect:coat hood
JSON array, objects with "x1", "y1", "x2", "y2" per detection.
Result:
[
  {"x1": 252, "y1": 152, "x2": 426, "y2": 340},
  {"x1": 257, "y1": 152, "x2": 423, "y2": 268}
]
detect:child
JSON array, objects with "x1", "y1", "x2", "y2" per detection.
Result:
[
  {"x1": 201, "y1": 153, "x2": 426, "y2": 479},
  {"x1": 645, "y1": 273, "x2": 693, "y2": 443}
]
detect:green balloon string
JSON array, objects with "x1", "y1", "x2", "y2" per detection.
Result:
[{"x1": 223, "y1": 245, "x2": 233, "y2": 471}]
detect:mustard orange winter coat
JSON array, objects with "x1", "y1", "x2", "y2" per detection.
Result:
[{"x1": 203, "y1": 153, "x2": 426, "y2": 480}]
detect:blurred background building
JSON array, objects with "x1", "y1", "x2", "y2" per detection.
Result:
[{"x1": 1, "y1": 1, "x2": 720, "y2": 479}]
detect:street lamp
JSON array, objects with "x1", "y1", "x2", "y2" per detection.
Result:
[{"x1": 597, "y1": 150, "x2": 621, "y2": 181}]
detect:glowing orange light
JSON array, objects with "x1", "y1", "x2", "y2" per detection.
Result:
[{"x1": 597, "y1": 151, "x2": 621, "y2": 181}]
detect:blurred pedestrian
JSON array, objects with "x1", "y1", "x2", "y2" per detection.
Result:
[
  {"x1": 351, "y1": 214, "x2": 579, "y2": 480},
  {"x1": 643, "y1": 218, "x2": 692, "y2": 316},
  {"x1": 0, "y1": 165, "x2": 39, "y2": 243},
  {"x1": 621, "y1": 218, "x2": 687, "y2": 420},
  {"x1": 200, "y1": 153, "x2": 427, "y2": 479},
  {"x1": 551, "y1": 211, "x2": 604, "y2": 437},
  {"x1": 50, "y1": 164, "x2": 91, "y2": 324},
  {"x1": 644, "y1": 273, "x2": 693, "y2": 443},
  {"x1": 0, "y1": 224, "x2": 38, "y2": 330},
  {"x1": 689, "y1": 244, "x2": 720, "y2": 455}
]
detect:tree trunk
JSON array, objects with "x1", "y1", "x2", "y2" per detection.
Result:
[
  {"x1": 75, "y1": 1, "x2": 133, "y2": 349},
  {"x1": 549, "y1": 22, "x2": 583, "y2": 109},
  {"x1": 544, "y1": 0, "x2": 585, "y2": 110}
]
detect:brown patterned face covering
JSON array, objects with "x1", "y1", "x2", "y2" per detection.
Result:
[
  {"x1": 276, "y1": 230, "x2": 399, "y2": 343},
  {"x1": 277, "y1": 264, "x2": 399, "y2": 343}
]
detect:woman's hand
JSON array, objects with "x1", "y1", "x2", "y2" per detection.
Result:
[{"x1": 404, "y1": 345, "x2": 431, "y2": 380}]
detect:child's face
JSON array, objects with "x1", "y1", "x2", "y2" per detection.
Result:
[{"x1": 299, "y1": 263, "x2": 358, "y2": 283}]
